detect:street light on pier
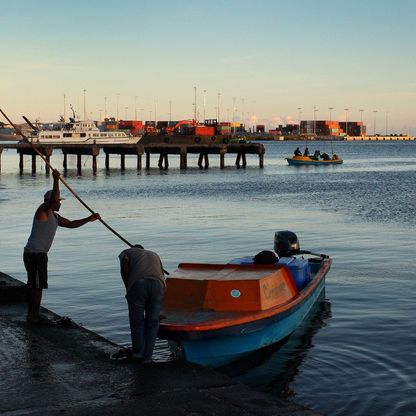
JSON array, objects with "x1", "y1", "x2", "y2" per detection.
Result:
[
  {"x1": 217, "y1": 92, "x2": 221, "y2": 123},
  {"x1": 359, "y1": 109, "x2": 365, "y2": 136},
  {"x1": 373, "y1": 110, "x2": 378, "y2": 135},
  {"x1": 203, "y1": 90, "x2": 207, "y2": 122},
  {"x1": 63, "y1": 93, "x2": 66, "y2": 122},
  {"x1": 116, "y1": 93, "x2": 120, "y2": 121},
  {"x1": 194, "y1": 86, "x2": 197, "y2": 122},
  {"x1": 313, "y1": 106, "x2": 318, "y2": 135},
  {"x1": 83, "y1": 89, "x2": 87, "y2": 121},
  {"x1": 344, "y1": 108, "x2": 349, "y2": 137}
]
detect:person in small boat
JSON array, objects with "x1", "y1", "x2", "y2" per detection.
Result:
[
  {"x1": 312, "y1": 150, "x2": 320, "y2": 160},
  {"x1": 294, "y1": 147, "x2": 302, "y2": 156},
  {"x1": 119, "y1": 244, "x2": 166, "y2": 363},
  {"x1": 332, "y1": 154, "x2": 340, "y2": 160},
  {"x1": 24, "y1": 169, "x2": 100, "y2": 325},
  {"x1": 254, "y1": 250, "x2": 278, "y2": 264},
  {"x1": 303, "y1": 147, "x2": 310, "y2": 157},
  {"x1": 321, "y1": 152, "x2": 330, "y2": 160}
]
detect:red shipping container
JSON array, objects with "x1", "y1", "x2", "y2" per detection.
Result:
[{"x1": 195, "y1": 126, "x2": 216, "y2": 136}]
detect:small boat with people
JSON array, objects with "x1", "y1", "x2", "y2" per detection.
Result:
[
  {"x1": 27, "y1": 117, "x2": 141, "y2": 145},
  {"x1": 286, "y1": 146, "x2": 343, "y2": 165},
  {"x1": 158, "y1": 231, "x2": 332, "y2": 367}
]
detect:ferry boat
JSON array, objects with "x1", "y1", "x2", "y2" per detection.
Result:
[
  {"x1": 28, "y1": 120, "x2": 141, "y2": 145},
  {"x1": 159, "y1": 231, "x2": 332, "y2": 367}
]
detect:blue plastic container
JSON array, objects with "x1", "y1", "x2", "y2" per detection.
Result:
[{"x1": 278, "y1": 257, "x2": 310, "y2": 291}]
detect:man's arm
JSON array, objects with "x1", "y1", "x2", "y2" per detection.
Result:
[{"x1": 58, "y1": 213, "x2": 100, "y2": 228}]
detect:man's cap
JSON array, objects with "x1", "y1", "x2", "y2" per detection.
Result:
[{"x1": 44, "y1": 190, "x2": 65, "y2": 201}]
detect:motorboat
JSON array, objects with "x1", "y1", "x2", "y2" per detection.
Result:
[
  {"x1": 286, "y1": 155, "x2": 343, "y2": 165},
  {"x1": 159, "y1": 231, "x2": 332, "y2": 367}
]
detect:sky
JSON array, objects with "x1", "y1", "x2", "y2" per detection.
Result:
[{"x1": 1, "y1": 0, "x2": 416, "y2": 133}]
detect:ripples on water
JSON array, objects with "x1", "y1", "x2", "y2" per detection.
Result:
[{"x1": 0, "y1": 141, "x2": 415, "y2": 416}]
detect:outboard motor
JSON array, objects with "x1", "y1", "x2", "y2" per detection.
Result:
[{"x1": 274, "y1": 231, "x2": 300, "y2": 257}]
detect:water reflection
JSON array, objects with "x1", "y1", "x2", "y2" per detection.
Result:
[{"x1": 220, "y1": 292, "x2": 332, "y2": 398}]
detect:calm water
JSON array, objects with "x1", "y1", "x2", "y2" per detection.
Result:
[{"x1": 1, "y1": 140, "x2": 415, "y2": 416}]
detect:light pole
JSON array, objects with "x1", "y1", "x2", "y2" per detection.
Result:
[
  {"x1": 241, "y1": 98, "x2": 245, "y2": 130},
  {"x1": 154, "y1": 100, "x2": 158, "y2": 126},
  {"x1": 232, "y1": 97, "x2": 237, "y2": 136},
  {"x1": 313, "y1": 106, "x2": 318, "y2": 135},
  {"x1": 373, "y1": 110, "x2": 378, "y2": 135},
  {"x1": 328, "y1": 107, "x2": 334, "y2": 121},
  {"x1": 124, "y1": 107, "x2": 128, "y2": 120},
  {"x1": 203, "y1": 90, "x2": 207, "y2": 122},
  {"x1": 116, "y1": 93, "x2": 120, "y2": 120},
  {"x1": 63, "y1": 93, "x2": 66, "y2": 122},
  {"x1": 328, "y1": 107, "x2": 334, "y2": 136},
  {"x1": 217, "y1": 92, "x2": 221, "y2": 123},
  {"x1": 297, "y1": 107, "x2": 302, "y2": 134},
  {"x1": 104, "y1": 96, "x2": 107, "y2": 119},
  {"x1": 134, "y1": 96, "x2": 138, "y2": 121},
  {"x1": 359, "y1": 109, "x2": 364, "y2": 136},
  {"x1": 344, "y1": 108, "x2": 349, "y2": 136},
  {"x1": 194, "y1": 86, "x2": 197, "y2": 122},
  {"x1": 139, "y1": 108, "x2": 144, "y2": 123},
  {"x1": 83, "y1": 89, "x2": 87, "y2": 120}
]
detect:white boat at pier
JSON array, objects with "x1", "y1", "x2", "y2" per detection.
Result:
[{"x1": 28, "y1": 120, "x2": 141, "y2": 145}]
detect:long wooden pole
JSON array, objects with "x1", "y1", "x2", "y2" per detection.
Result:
[{"x1": 1, "y1": 108, "x2": 133, "y2": 248}]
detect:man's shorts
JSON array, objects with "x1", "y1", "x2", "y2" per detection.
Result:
[{"x1": 23, "y1": 252, "x2": 48, "y2": 289}]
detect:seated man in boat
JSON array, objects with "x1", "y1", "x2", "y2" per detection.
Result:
[
  {"x1": 119, "y1": 244, "x2": 166, "y2": 363},
  {"x1": 254, "y1": 250, "x2": 278, "y2": 264},
  {"x1": 312, "y1": 150, "x2": 321, "y2": 160},
  {"x1": 303, "y1": 147, "x2": 310, "y2": 157},
  {"x1": 321, "y1": 152, "x2": 330, "y2": 160},
  {"x1": 293, "y1": 147, "x2": 302, "y2": 156},
  {"x1": 332, "y1": 154, "x2": 340, "y2": 160}
]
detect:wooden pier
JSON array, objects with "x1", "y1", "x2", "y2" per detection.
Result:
[{"x1": 0, "y1": 141, "x2": 265, "y2": 173}]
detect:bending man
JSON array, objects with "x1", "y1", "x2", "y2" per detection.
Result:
[
  {"x1": 24, "y1": 169, "x2": 100, "y2": 324},
  {"x1": 119, "y1": 244, "x2": 166, "y2": 363}
]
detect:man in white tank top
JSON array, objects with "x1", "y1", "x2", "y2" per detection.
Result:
[{"x1": 24, "y1": 169, "x2": 100, "y2": 325}]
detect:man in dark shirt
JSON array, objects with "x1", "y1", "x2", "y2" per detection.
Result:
[{"x1": 119, "y1": 245, "x2": 166, "y2": 363}]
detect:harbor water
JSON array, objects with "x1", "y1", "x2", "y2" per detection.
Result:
[{"x1": 1, "y1": 140, "x2": 415, "y2": 416}]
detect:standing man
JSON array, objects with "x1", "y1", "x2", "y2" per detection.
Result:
[
  {"x1": 119, "y1": 245, "x2": 166, "y2": 363},
  {"x1": 24, "y1": 169, "x2": 100, "y2": 324}
]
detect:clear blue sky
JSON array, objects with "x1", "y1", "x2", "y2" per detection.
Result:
[{"x1": 1, "y1": 0, "x2": 415, "y2": 133}]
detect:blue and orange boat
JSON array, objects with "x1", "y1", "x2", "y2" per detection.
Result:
[
  {"x1": 159, "y1": 231, "x2": 332, "y2": 367},
  {"x1": 286, "y1": 154, "x2": 343, "y2": 165}
]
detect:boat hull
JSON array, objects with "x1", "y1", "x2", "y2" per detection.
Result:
[{"x1": 286, "y1": 156, "x2": 343, "y2": 165}]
